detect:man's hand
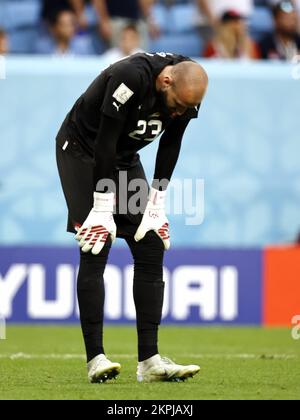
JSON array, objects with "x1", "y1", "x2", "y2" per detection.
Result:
[
  {"x1": 75, "y1": 192, "x2": 116, "y2": 255},
  {"x1": 134, "y1": 188, "x2": 170, "y2": 250}
]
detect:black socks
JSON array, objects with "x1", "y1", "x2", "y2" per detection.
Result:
[
  {"x1": 77, "y1": 232, "x2": 165, "y2": 364},
  {"x1": 77, "y1": 243, "x2": 111, "y2": 363}
]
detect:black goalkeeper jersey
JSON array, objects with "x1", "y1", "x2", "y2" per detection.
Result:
[{"x1": 57, "y1": 52, "x2": 200, "y2": 170}]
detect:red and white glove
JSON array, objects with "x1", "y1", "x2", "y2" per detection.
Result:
[
  {"x1": 134, "y1": 187, "x2": 170, "y2": 250},
  {"x1": 75, "y1": 192, "x2": 116, "y2": 255}
]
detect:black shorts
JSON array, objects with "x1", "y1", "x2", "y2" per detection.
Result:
[{"x1": 56, "y1": 140, "x2": 148, "y2": 238}]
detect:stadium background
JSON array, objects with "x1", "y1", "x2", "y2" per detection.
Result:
[{"x1": 0, "y1": 0, "x2": 300, "y2": 401}]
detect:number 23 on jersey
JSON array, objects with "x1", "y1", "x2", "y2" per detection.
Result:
[{"x1": 129, "y1": 119, "x2": 163, "y2": 142}]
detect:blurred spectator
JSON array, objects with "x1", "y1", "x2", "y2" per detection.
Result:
[
  {"x1": 296, "y1": 0, "x2": 300, "y2": 30},
  {"x1": 41, "y1": 0, "x2": 89, "y2": 29},
  {"x1": 35, "y1": 9, "x2": 94, "y2": 56},
  {"x1": 267, "y1": 0, "x2": 300, "y2": 29},
  {"x1": 0, "y1": 28, "x2": 9, "y2": 55},
  {"x1": 101, "y1": 24, "x2": 144, "y2": 63},
  {"x1": 259, "y1": 1, "x2": 300, "y2": 59},
  {"x1": 197, "y1": 1, "x2": 254, "y2": 45},
  {"x1": 267, "y1": 0, "x2": 299, "y2": 10},
  {"x1": 42, "y1": 0, "x2": 73, "y2": 22},
  {"x1": 198, "y1": 0, "x2": 254, "y2": 24},
  {"x1": 93, "y1": 0, "x2": 155, "y2": 48},
  {"x1": 204, "y1": 10, "x2": 259, "y2": 59}
]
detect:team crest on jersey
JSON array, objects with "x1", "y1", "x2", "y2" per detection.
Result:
[{"x1": 113, "y1": 83, "x2": 134, "y2": 105}]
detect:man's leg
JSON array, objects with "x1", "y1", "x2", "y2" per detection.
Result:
[
  {"x1": 78, "y1": 240, "x2": 122, "y2": 383},
  {"x1": 56, "y1": 143, "x2": 121, "y2": 382},
  {"x1": 126, "y1": 232, "x2": 201, "y2": 383},
  {"x1": 125, "y1": 232, "x2": 165, "y2": 362},
  {"x1": 77, "y1": 241, "x2": 111, "y2": 363}
]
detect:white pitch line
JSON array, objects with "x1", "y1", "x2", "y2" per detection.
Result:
[{"x1": 0, "y1": 353, "x2": 297, "y2": 361}]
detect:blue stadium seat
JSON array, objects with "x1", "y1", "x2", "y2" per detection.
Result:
[
  {"x1": 152, "y1": 3, "x2": 199, "y2": 34},
  {"x1": 0, "y1": 0, "x2": 41, "y2": 31},
  {"x1": 149, "y1": 32, "x2": 203, "y2": 58},
  {"x1": 84, "y1": 3, "x2": 99, "y2": 27},
  {"x1": 9, "y1": 28, "x2": 39, "y2": 53},
  {"x1": 150, "y1": 2, "x2": 202, "y2": 57},
  {"x1": 169, "y1": 3, "x2": 199, "y2": 33},
  {"x1": 151, "y1": 4, "x2": 171, "y2": 33},
  {"x1": 249, "y1": 7, "x2": 274, "y2": 41}
]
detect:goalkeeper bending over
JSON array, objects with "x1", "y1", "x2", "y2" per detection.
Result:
[{"x1": 56, "y1": 52, "x2": 208, "y2": 383}]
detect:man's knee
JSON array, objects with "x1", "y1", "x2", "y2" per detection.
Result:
[
  {"x1": 77, "y1": 241, "x2": 111, "y2": 290},
  {"x1": 129, "y1": 232, "x2": 165, "y2": 280},
  {"x1": 131, "y1": 231, "x2": 165, "y2": 261}
]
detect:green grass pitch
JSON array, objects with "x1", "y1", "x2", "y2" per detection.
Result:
[{"x1": 0, "y1": 326, "x2": 299, "y2": 400}]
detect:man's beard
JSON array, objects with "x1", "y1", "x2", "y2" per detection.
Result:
[{"x1": 156, "y1": 89, "x2": 171, "y2": 117}]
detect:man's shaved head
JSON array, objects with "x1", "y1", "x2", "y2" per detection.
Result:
[
  {"x1": 156, "y1": 61, "x2": 208, "y2": 118},
  {"x1": 171, "y1": 62, "x2": 208, "y2": 105}
]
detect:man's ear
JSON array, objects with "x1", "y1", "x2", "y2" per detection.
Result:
[{"x1": 163, "y1": 74, "x2": 173, "y2": 88}]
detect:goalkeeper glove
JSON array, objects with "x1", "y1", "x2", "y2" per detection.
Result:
[
  {"x1": 134, "y1": 187, "x2": 170, "y2": 250},
  {"x1": 75, "y1": 192, "x2": 116, "y2": 255}
]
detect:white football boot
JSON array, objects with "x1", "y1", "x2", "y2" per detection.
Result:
[
  {"x1": 87, "y1": 354, "x2": 121, "y2": 384},
  {"x1": 137, "y1": 354, "x2": 200, "y2": 383}
]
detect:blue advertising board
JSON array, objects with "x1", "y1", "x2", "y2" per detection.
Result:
[{"x1": 0, "y1": 247, "x2": 262, "y2": 325}]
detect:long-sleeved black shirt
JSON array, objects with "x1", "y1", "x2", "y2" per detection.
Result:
[{"x1": 56, "y1": 53, "x2": 200, "y2": 190}]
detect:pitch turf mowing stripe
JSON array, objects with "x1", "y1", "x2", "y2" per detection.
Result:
[{"x1": 0, "y1": 353, "x2": 297, "y2": 360}]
